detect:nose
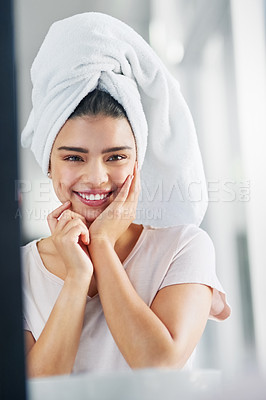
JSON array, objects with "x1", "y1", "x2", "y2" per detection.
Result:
[{"x1": 80, "y1": 159, "x2": 109, "y2": 188}]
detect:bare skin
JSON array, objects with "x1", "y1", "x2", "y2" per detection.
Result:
[{"x1": 25, "y1": 115, "x2": 213, "y2": 377}]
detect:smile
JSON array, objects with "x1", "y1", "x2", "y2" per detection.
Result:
[
  {"x1": 74, "y1": 190, "x2": 113, "y2": 207},
  {"x1": 78, "y1": 192, "x2": 109, "y2": 201}
]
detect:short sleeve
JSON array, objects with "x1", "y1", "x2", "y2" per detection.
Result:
[
  {"x1": 22, "y1": 315, "x2": 31, "y2": 332},
  {"x1": 23, "y1": 315, "x2": 31, "y2": 331},
  {"x1": 159, "y1": 227, "x2": 231, "y2": 321}
]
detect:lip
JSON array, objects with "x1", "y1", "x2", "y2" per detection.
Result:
[{"x1": 73, "y1": 190, "x2": 113, "y2": 207}]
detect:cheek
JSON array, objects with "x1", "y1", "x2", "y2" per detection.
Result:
[
  {"x1": 111, "y1": 164, "x2": 134, "y2": 187},
  {"x1": 52, "y1": 168, "x2": 77, "y2": 193}
]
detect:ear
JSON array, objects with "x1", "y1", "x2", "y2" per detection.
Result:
[{"x1": 47, "y1": 160, "x2": 52, "y2": 178}]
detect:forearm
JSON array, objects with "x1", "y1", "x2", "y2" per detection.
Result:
[
  {"x1": 89, "y1": 239, "x2": 178, "y2": 369},
  {"x1": 27, "y1": 276, "x2": 89, "y2": 377}
]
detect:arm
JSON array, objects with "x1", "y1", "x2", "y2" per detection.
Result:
[
  {"x1": 90, "y1": 238, "x2": 212, "y2": 369},
  {"x1": 26, "y1": 275, "x2": 90, "y2": 377},
  {"x1": 89, "y1": 164, "x2": 213, "y2": 368},
  {"x1": 26, "y1": 202, "x2": 93, "y2": 377}
]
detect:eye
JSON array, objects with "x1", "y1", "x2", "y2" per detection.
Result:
[
  {"x1": 107, "y1": 154, "x2": 127, "y2": 162},
  {"x1": 64, "y1": 155, "x2": 84, "y2": 162}
]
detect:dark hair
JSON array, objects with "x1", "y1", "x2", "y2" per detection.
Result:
[{"x1": 69, "y1": 89, "x2": 128, "y2": 120}]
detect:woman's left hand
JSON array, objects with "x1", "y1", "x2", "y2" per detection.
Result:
[{"x1": 89, "y1": 162, "x2": 140, "y2": 247}]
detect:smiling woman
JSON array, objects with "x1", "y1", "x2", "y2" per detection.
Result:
[
  {"x1": 49, "y1": 95, "x2": 137, "y2": 223},
  {"x1": 20, "y1": 12, "x2": 230, "y2": 378}
]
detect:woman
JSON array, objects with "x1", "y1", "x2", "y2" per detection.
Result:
[{"x1": 21, "y1": 13, "x2": 230, "y2": 377}]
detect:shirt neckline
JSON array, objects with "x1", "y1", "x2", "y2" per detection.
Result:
[{"x1": 30, "y1": 225, "x2": 148, "y2": 299}]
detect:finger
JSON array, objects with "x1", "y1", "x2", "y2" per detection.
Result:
[
  {"x1": 61, "y1": 217, "x2": 88, "y2": 236},
  {"x1": 54, "y1": 219, "x2": 89, "y2": 246},
  {"x1": 127, "y1": 162, "x2": 141, "y2": 203},
  {"x1": 80, "y1": 231, "x2": 90, "y2": 246},
  {"x1": 47, "y1": 201, "x2": 71, "y2": 233},
  {"x1": 63, "y1": 224, "x2": 90, "y2": 246},
  {"x1": 55, "y1": 210, "x2": 87, "y2": 235},
  {"x1": 57, "y1": 209, "x2": 87, "y2": 225},
  {"x1": 113, "y1": 174, "x2": 133, "y2": 204},
  {"x1": 121, "y1": 164, "x2": 140, "y2": 222}
]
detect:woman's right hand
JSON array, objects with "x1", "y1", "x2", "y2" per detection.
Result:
[{"x1": 47, "y1": 201, "x2": 93, "y2": 283}]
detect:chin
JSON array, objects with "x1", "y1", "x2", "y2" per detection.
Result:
[{"x1": 83, "y1": 208, "x2": 104, "y2": 223}]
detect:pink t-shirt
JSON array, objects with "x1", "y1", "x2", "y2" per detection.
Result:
[{"x1": 21, "y1": 224, "x2": 231, "y2": 373}]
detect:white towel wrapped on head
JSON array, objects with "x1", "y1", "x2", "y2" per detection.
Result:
[{"x1": 21, "y1": 12, "x2": 208, "y2": 227}]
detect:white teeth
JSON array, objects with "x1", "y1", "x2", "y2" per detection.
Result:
[{"x1": 78, "y1": 192, "x2": 108, "y2": 201}]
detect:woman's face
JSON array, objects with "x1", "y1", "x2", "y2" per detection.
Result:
[{"x1": 49, "y1": 115, "x2": 137, "y2": 225}]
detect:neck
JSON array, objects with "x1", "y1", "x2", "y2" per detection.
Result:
[
  {"x1": 41, "y1": 223, "x2": 143, "y2": 266},
  {"x1": 114, "y1": 223, "x2": 143, "y2": 264}
]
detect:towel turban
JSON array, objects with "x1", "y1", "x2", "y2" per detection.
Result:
[{"x1": 21, "y1": 12, "x2": 208, "y2": 227}]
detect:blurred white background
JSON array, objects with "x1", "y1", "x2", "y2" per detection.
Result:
[{"x1": 14, "y1": 0, "x2": 266, "y2": 379}]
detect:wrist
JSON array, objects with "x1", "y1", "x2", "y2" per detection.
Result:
[
  {"x1": 65, "y1": 270, "x2": 92, "y2": 289},
  {"x1": 89, "y1": 235, "x2": 115, "y2": 250}
]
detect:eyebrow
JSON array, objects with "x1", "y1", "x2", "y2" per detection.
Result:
[
  {"x1": 57, "y1": 146, "x2": 133, "y2": 154},
  {"x1": 57, "y1": 146, "x2": 88, "y2": 153},
  {"x1": 102, "y1": 146, "x2": 133, "y2": 154}
]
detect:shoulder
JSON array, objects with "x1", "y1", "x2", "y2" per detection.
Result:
[
  {"x1": 20, "y1": 239, "x2": 42, "y2": 277},
  {"x1": 134, "y1": 224, "x2": 215, "y2": 269},
  {"x1": 21, "y1": 239, "x2": 38, "y2": 259},
  {"x1": 142, "y1": 224, "x2": 214, "y2": 254},
  {"x1": 21, "y1": 237, "x2": 51, "y2": 258}
]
